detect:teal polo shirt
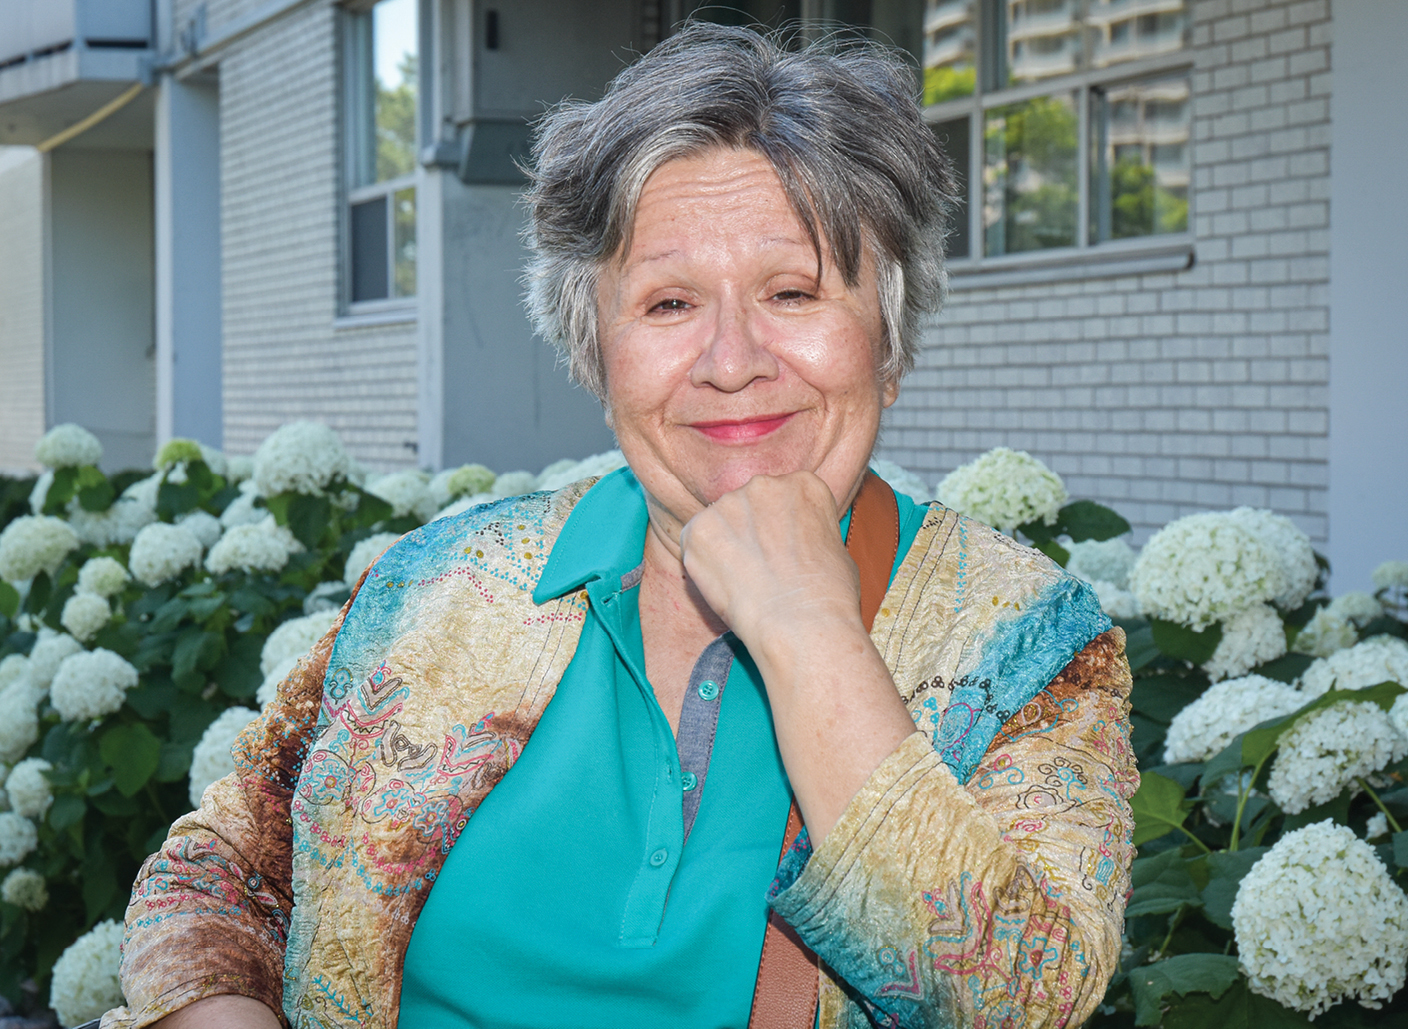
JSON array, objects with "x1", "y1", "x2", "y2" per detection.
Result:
[{"x1": 399, "y1": 469, "x2": 926, "y2": 1028}]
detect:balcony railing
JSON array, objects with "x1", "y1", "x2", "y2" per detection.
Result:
[{"x1": 0, "y1": 0, "x2": 152, "y2": 71}]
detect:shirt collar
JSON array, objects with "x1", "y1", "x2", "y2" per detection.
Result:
[{"x1": 533, "y1": 467, "x2": 650, "y2": 604}]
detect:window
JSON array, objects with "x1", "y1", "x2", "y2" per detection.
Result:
[
  {"x1": 345, "y1": 0, "x2": 418, "y2": 307},
  {"x1": 916, "y1": 0, "x2": 1191, "y2": 263}
]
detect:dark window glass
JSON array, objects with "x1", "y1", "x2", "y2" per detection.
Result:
[
  {"x1": 351, "y1": 196, "x2": 389, "y2": 301},
  {"x1": 933, "y1": 116, "x2": 970, "y2": 258}
]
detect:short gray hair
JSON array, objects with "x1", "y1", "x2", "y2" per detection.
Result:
[{"x1": 522, "y1": 21, "x2": 958, "y2": 399}]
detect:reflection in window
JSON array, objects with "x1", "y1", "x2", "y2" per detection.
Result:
[
  {"x1": 923, "y1": 1, "x2": 976, "y2": 104},
  {"x1": 1090, "y1": 75, "x2": 1190, "y2": 243},
  {"x1": 347, "y1": 0, "x2": 417, "y2": 305},
  {"x1": 933, "y1": 116, "x2": 971, "y2": 258},
  {"x1": 984, "y1": 93, "x2": 1078, "y2": 255}
]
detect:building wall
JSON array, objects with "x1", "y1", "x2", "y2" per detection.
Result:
[
  {"x1": 0, "y1": 145, "x2": 45, "y2": 474},
  {"x1": 48, "y1": 148, "x2": 158, "y2": 472},
  {"x1": 878, "y1": 0, "x2": 1332, "y2": 545},
  {"x1": 217, "y1": 0, "x2": 420, "y2": 467}
]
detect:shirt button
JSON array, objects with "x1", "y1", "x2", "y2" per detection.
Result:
[
  {"x1": 681, "y1": 771, "x2": 698, "y2": 792},
  {"x1": 649, "y1": 848, "x2": 669, "y2": 867},
  {"x1": 697, "y1": 679, "x2": 720, "y2": 701}
]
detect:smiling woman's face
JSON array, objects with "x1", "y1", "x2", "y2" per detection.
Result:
[{"x1": 597, "y1": 147, "x2": 896, "y2": 530}]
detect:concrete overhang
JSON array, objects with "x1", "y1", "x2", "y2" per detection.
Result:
[{"x1": 0, "y1": 48, "x2": 154, "y2": 148}]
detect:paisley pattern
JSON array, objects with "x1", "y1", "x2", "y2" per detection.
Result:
[{"x1": 107, "y1": 493, "x2": 1135, "y2": 1029}]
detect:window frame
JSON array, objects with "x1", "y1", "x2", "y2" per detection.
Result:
[
  {"x1": 922, "y1": 1, "x2": 1195, "y2": 286},
  {"x1": 339, "y1": 0, "x2": 421, "y2": 318}
]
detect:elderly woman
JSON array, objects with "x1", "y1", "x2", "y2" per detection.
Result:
[{"x1": 107, "y1": 22, "x2": 1135, "y2": 1029}]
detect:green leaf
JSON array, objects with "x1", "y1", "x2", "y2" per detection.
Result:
[
  {"x1": 1127, "y1": 848, "x2": 1204, "y2": 917},
  {"x1": 155, "y1": 741, "x2": 194, "y2": 783},
  {"x1": 81, "y1": 853, "x2": 116, "y2": 924},
  {"x1": 89, "y1": 789, "x2": 139, "y2": 817},
  {"x1": 157, "y1": 477, "x2": 201, "y2": 519},
  {"x1": 0, "y1": 581, "x2": 17, "y2": 619},
  {"x1": 167, "y1": 693, "x2": 219, "y2": 745},
  {"x1": 1118, "y1": 619, "x2": 1159, "y2": 672},
  {"x1": 47, "y1": 793, "x2": 86, "y2": 832},
  {"x1": 1200, "y1": 847, "x2": 1269, "y2": 929},
  {"x1": 41, "y1": 466, "x2": 78, "y2": 515},
  {"x1": 1131, "y1": 770, "x2": 1194, "y2": 846},
  {"x1": 1252, "y1": 651, "x2": 1314, "y2": 684},
  {"x1": 349, "y1": 487, "x2": 395, "y2": 529},
  {"x1": 75, "y1": 466, "x2": 115, "y2": 512},
  {"x1": 172, "y1": 629, "x2": 222, "y2": 683},
  {"x1": 1395, "y1": 831, "x2": 1408, "y2": 870},
  {"x1": 1129, "y1": 953, "x2": 1241, "y2": 1026},
  {"x1": 1163, "y1": 978, "x2": 1312, "y2": 1029},
  {"x1": 1143, "y1": 762, "x2": 1205, "y2": 792},
  {"x1": 98, "y1": 723, "x2": 163, "y2": 797},
  {"x1": 214, "y1": 633, "x2": 264, "y2": 700},
  {"x1": 22, "y1": 571, "x2": 50, "y2": 615},
  {"x1": 1281, "y1": 790, "x2": 1352, "y2": 834},
  {"x1": 1056, "y1": 499, "x2": 1132, "y2": 542},
  {"x1": 1151, "y1": 618, "x2": 1224, "y2": 665},
  {"x1": 1030, "y1": 538, "x2": 1070, "y2": 566},
  {"x1": 284, "y1": 493, "x2": 332, "y2": 550},
  {"x1": 1130, "y1": 673, "x2": 1208, "y2": 724}
]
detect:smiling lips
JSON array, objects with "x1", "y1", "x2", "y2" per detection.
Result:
[{"x1": 689, "y1": 413, "x2": 795, "y2": 443}]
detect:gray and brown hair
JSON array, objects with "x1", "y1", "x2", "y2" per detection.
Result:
[{"x1": 522, "y1": 21, "x2": 958, "y2": 399}]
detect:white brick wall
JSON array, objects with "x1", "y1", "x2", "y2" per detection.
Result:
[
  {"x1": 217, "y1": 0, "x2": 419, "y2": 469},
  {"x1": 878, "y1": 0, "x2": 1331, "y2": 544},
  {"x1": 0, "y1": 146, "x2": 45, "y2": 475}
]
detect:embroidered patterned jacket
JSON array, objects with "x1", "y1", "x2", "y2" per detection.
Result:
[{"x1": 106, "y1": 479, "x2": 1138, "y2": 1029}]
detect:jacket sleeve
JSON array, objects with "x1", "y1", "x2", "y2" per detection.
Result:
[
  {"x1": 102, "y1": 602, "x2": 352, "y2": 1029},
  {"x1": 769, "y1": 629, "x2": 1139, "y2": 1029}
]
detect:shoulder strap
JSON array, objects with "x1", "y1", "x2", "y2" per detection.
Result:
[{"x1": 748, "y1": 471, "x2": 899, "y2": 1029}]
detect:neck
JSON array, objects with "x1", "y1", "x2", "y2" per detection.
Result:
[{"x1": 639, "y1": 520, "x2": 729, "y2": 641}]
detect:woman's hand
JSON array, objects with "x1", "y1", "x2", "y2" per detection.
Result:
[
  {"x1": 151, "y1": 995, "x2": 283, "y2": 1029},
  {"x1": 678, "y1": 472, "x2": 918, "y2": 842}
]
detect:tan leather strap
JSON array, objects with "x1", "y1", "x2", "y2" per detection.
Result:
[{"x1": 748, "y1": 471, "x2": 899, "y2": 1029}]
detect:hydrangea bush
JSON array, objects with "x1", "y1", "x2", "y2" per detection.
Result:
[{"x1": 2, "y1": 433, "x2": 1406, "y2": 1026}]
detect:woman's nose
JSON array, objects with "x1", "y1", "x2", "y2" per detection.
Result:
[{"x1": 688, "y1": 302, "x2": 779, "y2": 393}]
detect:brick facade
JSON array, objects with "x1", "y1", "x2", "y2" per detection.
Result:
[
  {"x1": 877, "y1": 0, "x2": 1331, "y2": 544},
  {"x1": 214, "y1": 0, "x2": 420, "y2": 470}
]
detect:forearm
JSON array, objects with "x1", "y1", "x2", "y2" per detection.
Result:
[{"x1": 150, "y1": 995, "x2": 282, "y2": 1029}]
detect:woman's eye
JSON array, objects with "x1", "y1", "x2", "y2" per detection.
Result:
[
  {"x1": 650, "y1": 298, "x2": 690, "y2": 313},
  {"x1": 773, "y1": 288, "x2": 813, "y2": 303}
]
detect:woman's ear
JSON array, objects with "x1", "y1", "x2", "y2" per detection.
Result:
[{"x1": 881, "y1": 376, "x2": 900, "y2": 409}]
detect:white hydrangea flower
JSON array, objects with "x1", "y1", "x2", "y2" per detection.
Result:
[
  {"x1": 260, "y1": 610, "x2": 338, "y2": 679},
  {"x1": 490, "y1": 470, "x2": 540, "y2": 499},
  {"x1": 60, "y1": 592, "x2": 110, "y2": 643},
  {"x1": 199, "y1": 444, "x2": 228, "y2": 478},
  {"x1": 34, "y1": 424, "x2": 102, "y2": 469},
  {"x1": 1127, "y1": 512, "x2": 1281, "y2": 631},
  {"x1": 49, "y1": 648, "x2": 139, "y2": 722},
  {"x1": 153, "y1": 438, "x2": 203, "y2": 471},
  {"x1": 225, "y1": 454, "x2": 254, "y2": 483},
  {"x1": 1293, "y1": 607, "x2": 1358, "y2": 658},
  {"x1": 65, "y1": 473, "x2": 161, "y2": 548},
  {"x1": 1, "y1": 867, "x2": 47, "y2": 911},
  {"x1": 430, "y1": 493, "x2": 494, "y2": 523},
  {"x1": 188, "y1": 706, "x2": 260, "y2": 808},
  {"x1": 252, "y1": 421, "x2": 352, "y2": 497},
  {"x1": 367, "y1": 469, "x2": 437, "y2": 521},
  {"x1": 537, "y1": 450, "x2": 630, "y2": 494},
  {"x1": 1327, "y1": 592, "x2": 1384, "y2": 629},
  {"x1": 27, "y1": 631, "x2": 83, "y2": 689},
  {"x1": 1298, "y1": 635, "x2": 1408, "y2": 699},
  {"x1": 1372, "y1": 561, "x2": 1408, "y2": 591},
  {"x1": 219, "y1": 480, "x2": 265, "y2": 530},
  {"x1": 128, "y1": 522, "x2": 204, "y2": 587},
  {"x1": 1366, "y1": 812, "x2": 1390, "y2": 842},
  {"x1": 1388, "y1": 695, "x2": 1408, "y2": 741},
  {"x1": 0, "y1": 811, "x2": 38, "y2": 866},
  {"x1": 0, "y1": 654, "x2": 28, "y2": 692},
  {"x1": 1224, "y1": 507, "x2": 1319, "y2": 611},
  {"x1": 256, "y1": 655, "x2": 298, "y2": 709},
  {"x1": 49, "y1": 917, "x2": 125, "y2": 1027},
  {"x1": 868, "y1": 459, "x2": 931, "y2": 504},
  {"x1": 176, "y1": 509, "x2": 223, "y2": 550},
  {"x1": 204, "y1": 516, "x2": 300, "y2": 575},
  {"x1": 1267, "y1": 701, "x2": 1407, "y2": 815},
  {"x1": 27, "y1": 471, "x2": 52, "y2": 516},
  {"x1": 303, "y1": 580, "x2": 350, "y2": 616},
  {"x1": 1066, "y1": 538, "x2": 1137, "y2": 590},
  {"x1": 0, "y1": 688, "x2": 39, "y2": 765},
  {"x1": 1202, "y1": 604, "x2": 1287, "y2": 682},
  {"x1": 5, "y1": 757, "x2": 52, "y2": 819},
  {"x1": 429, "y1": 464, "x2": 496, "y2": 508},
  {"x1": 76, "y1": 557, "x2": 129, "y2": 599},
  {"x1": 1089, "y1": 579, "x2": 1141, "y2": 620},
  {"x1": 936, "y1": 447, "x2": 1068, "y2": 534},
  {"x1": 1232, "y1": 820, "x2": 1408, "y2": 1016},
  {"x1": 0, "y1": 515, "x2": 80, "y2": 584},
  {"x1": 1163, "y1": 674, "x2": 1304, "y2": 764},
  {"x1": 343, "y1": 532, "x2": 402, "y2": 589}
]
